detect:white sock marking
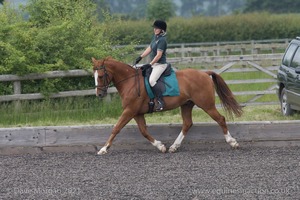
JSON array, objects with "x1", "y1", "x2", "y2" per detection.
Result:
[
  {"x1": 169, "y1": 131, "x2": 185, "y2": 152},
  {"x1": 152, "y1": 140, "x2": 166, "y2": 152},
  {"x1": 224, "y1": 131, "x2": 239, "y2": 148},
  {"x1": 94, "y1": 71, "x2": 98, "y2": 86}
]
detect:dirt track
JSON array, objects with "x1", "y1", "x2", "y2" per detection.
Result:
[{"x1": 1, "y1": 143, "x2": 299, "y2": 200}]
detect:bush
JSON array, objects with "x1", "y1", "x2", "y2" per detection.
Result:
[{"x1": 0, "y1": 0, "x2": 135, "y2": 95}]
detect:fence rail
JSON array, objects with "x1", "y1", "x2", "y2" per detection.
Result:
[
  {"x1": 134, "y1": 38, "x2": 289, "y2": 61},
  {"x1": 168, "y1": 53, "x2": 283, "y2": 65},
  {"x1": 0, "y1": 39, "x2": 285, "y2": 105},
  {"x1": 166, "y1": 39, "x2": 289, "y2": 57}
]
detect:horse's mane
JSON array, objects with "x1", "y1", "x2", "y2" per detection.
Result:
[{"x1": 104, "y1": 57, "x2": 135, "y2": 71}]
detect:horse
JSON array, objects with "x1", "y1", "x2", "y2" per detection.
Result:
[{"x1": 92, "y1": 57, "x2": 243, "y2": 155}]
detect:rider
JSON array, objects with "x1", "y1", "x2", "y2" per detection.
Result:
[{"x1": 135, "y1": 19, "x2": 168, "y2": 111}]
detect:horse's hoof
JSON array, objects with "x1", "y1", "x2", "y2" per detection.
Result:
[
  {"x1": 97, "y1": 150, "x2": 107, "y2": 155},
  {"x1": 168, "y1": 147, "x2": 176, "y2": 153},
  {"x1": 160, "y1": 145, "x2": 167, "y2": 153},
  {"x1": 97, "y1": 148, "x2": 108, "y2": 155},
  {"x1": 231, "y1": 142, "x2": 240, "y2": 149},
  {"x1": 152, "y1": 140, "x2": 166, "y2": 153},
  {"x1": 168, "y1": 145, "x2": 179, "y2": 153}
]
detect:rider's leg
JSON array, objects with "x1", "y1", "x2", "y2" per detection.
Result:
[
  {"x1": 149, "y1": 63, "x2": 167, "y2": 111},
  {"x1": 151, "y1": 84, "x2": 164, "y2": 111}
]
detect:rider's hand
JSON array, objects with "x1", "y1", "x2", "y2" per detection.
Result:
[
  {"x1": 141, "y1": 63, "x2": 152, "y2": 69},
  {"x1": 141, "y1": 64, "x2": 152, "y2": 77},
  {"x1": 135, "y1": 56, "x2": 142, "y2": 65}
]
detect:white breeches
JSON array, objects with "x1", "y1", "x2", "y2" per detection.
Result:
[{"x1": 149, "y1": 63, "x2": 168, "y2": 87}]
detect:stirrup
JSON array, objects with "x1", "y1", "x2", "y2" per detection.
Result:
[{"x1": 156, "y1": 101, "x2": 164, "y2": 111}]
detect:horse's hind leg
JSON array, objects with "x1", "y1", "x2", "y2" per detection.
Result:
[
  {"x1": 205, "y1": 106, "x2": 239, "y2": 148},
  {"x1": 169, "y1": 101, "x2": 194, "y2": 153},
  {"x1": 134, "y1": 114, "x2": 166, "y2": 153}
]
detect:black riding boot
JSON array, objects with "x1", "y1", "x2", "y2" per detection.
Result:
[{"x1": 152, "y1": 84, "x2": 165, "y2": 111}]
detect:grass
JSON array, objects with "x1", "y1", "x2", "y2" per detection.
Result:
[
  {"x1": 0, "y1": 96, "x2": 123, "y2": 127},
  {"x1": 0, "y1": 96, "x2": 299, "y2": 128},
  {"x1": 139, "y1": 104, "x2": 300, "y2": 124}
]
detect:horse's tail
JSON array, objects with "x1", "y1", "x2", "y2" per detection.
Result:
[{"x1": 206, "y1": 71, "x2": 243, "y2": 118}]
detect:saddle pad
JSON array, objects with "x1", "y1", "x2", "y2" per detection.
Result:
[{"x1": 144, "y1": 68, "x2": 180, "y2": 99}]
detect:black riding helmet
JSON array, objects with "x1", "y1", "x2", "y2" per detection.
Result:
[{"x1": 152, "y1": 20, "x2": 167, "y2": 32}]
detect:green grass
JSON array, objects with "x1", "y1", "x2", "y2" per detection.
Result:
[
  {"x1": 0, "y1": 96, "x2": 299, "y2": 128},
  {"x1": 146, "y1": 104, "x2": 300, "y2": 123},
  {"x1": 220, "y1": 71, "x2": 275, "y2": 80},
  {"x1": 0, "y1": 96, "x2": 122, "y2": 127}
]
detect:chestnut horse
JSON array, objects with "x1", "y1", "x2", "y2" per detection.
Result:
[{"x1": 92, "y1": 57, "x2": 242, "y2": 155}]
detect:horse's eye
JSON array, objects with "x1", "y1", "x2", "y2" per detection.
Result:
[{"x1": 99, "y1": 76, "x2": 103, "y2": 80}]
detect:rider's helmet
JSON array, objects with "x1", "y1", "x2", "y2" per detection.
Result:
[{"x1": 152, "y1": 20, "x2": 167, "y2": 32}]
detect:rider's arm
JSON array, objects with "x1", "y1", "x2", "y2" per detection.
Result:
[{"x1": 140, "y1": 46, "x2": 151, "y2": 58}]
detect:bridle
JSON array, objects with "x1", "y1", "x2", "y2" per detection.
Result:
[
  {"x1": 94, "y1": 65, "x2": 111, "y2": 97},
  {"x1": 94, "y1": 62, "x2": 141, "y2": 97}
]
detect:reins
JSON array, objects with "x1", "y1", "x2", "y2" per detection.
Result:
[
  {"x1": 135, "y1": 68, "x2": 141, "y2": 97},
  {"x1": 94, "y1": 62, "x2": 141, "y2": 97},
  {"x1": 113, "y1": 67, "x2": 141, "y2": 97},
  {"x1": 113, "y1": 73, "x2": 138, "y2": 87}
]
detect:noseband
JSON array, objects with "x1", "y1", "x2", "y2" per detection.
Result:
[{"x1": 94, "y1": 65, "x2": 111, "y2": 96}]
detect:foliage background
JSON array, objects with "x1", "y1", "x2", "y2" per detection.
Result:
[
  {"x1": 1, "y1": 0, "x2": 300, "y2": 95},
  {"x1": 0, "y1": 0, "x2": 135, "y2": 95},
  {"x1": 2, "y1": 0, "x2": 300, "y2": 76}
]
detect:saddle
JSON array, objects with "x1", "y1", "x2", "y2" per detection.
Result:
[{"x1": 141, "y1": 63, "x2": 180, "y2": 112}]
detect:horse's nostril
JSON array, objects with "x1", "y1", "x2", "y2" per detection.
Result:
[{"x1": 98, "y1": 92, "x2": 105, "y2": 99}]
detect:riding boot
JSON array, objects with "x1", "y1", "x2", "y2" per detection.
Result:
[{"x1": 152, "y1": 84, "x2": 165, "y2": 111}]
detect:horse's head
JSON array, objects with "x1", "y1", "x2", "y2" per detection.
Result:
[{"x1": 92, "y1": 57, "x2": 112, "y2": 98}]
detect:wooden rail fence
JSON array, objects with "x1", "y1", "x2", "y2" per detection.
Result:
[
  {"x1": 166, "y1": 39, "x2": 289, "y2": 58},
  {"x1": 0, "y1": 39, "x2": 286, "y2": 105},
  {"x1": 133, "y1": 38, "x2": 289, "y2": 64}
]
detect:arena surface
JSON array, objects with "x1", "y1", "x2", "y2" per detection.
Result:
[{"x1": 1, "y1": 143, "x2": 299, "y2": 199}]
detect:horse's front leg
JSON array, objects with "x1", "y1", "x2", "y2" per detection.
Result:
[
  {"x1": 98, "y1": 109, "x2": 134, "y2": 155},
  {"x1": 134, "y1": 115, "x2": 166, "y2": 153},
  {"x1": 169, "y1": 102, "x2": 194, "y2": 153}
]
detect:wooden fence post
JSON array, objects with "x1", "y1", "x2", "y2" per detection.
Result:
[
  {"x1": 13, "y1": 81, "x2": 21, "y2": 110},
  {"x1": 181, "y1": 43, "x2": 185, "y2": 58}
]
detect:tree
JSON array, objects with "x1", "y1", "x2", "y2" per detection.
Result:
[
  {"x1": 179, "y1": 0, "x2": 245, "y2": 17},
  {"x1": 93, "y1": 0, "x2": 111, "y2": 21},
  {"x1": 244, "y1": 0, "x2": 300, "y2": 13},
  {"x1": 0, "y1": 0, "x2": 135, "y2": 95},
  {"x1": 93, "y1": 0, "x2": 148, "y2": 20},
  {"x1": 0, "y1": 0, "x2": 4, "y2": 5},
  {"x1": 146, "y1": 0, "x2": 175, "y2": 21},
  {"x1": 179, "y1": 0, "x2": 205, "y2": 17},
  {"x1": 25, "y1": 0, "x2": 134, "y2": 70}
]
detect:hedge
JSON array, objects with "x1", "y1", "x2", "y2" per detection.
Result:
[
  {"x1": 0, "y1": 1, "x2": 138, "y2": 95},
  {"x1": 109, "y1": 13, "x2": 300, "y2": 45}
]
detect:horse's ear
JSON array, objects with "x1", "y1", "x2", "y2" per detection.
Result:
[{"x1": 91, "y1": 57, "x2": 96, "y2": 63}]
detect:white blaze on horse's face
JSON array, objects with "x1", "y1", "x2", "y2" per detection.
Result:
[{"x1": 94, "y1": 70, "x2": 98, "y2": 95}]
